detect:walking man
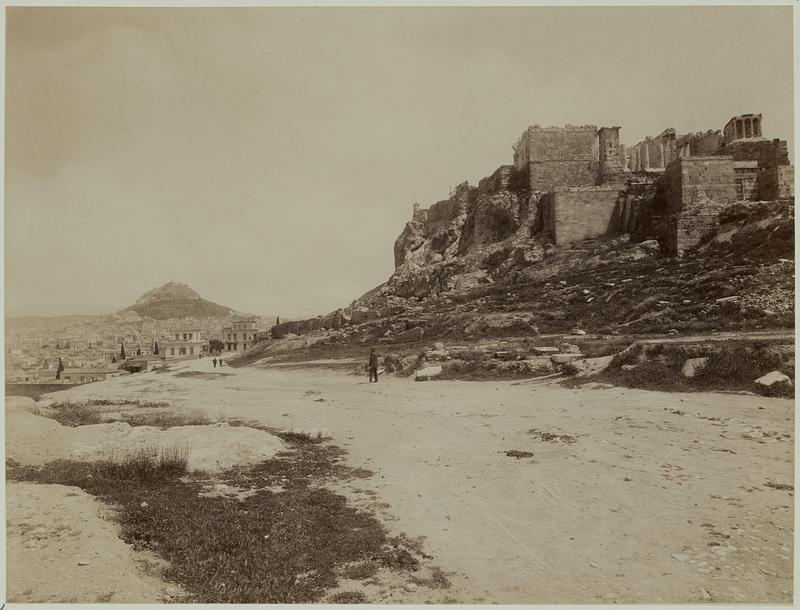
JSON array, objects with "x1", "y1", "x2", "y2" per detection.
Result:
[
  {"x1": 213, "y1": 357, "x2": 217, "y2": 368},
  {"x1": 368, "y1": 348, "x2": 379, "y2": 383}
]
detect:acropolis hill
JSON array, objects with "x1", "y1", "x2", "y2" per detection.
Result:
[{"x1": 264, "y1": 113, "x2": 793, "y2": 344}]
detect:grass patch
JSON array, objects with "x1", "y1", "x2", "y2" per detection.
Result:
[
  {"x1": 339, "y1": 560, "x2": 379, "y2": 580},
  {"x1": 411, "y1": 566, "x2": 452, "y2": 590},
  {"x1": 528, "y1": 429, "x2": 577, "y2": 444},
  {"x1": 121, "y1": 410, "x2": 212, "y2": 429},
  {"x1": 275, "y1": 430, "x2": 331, "y2": 445},
  {"x1": 46, "y1": 402, "x2": 104, "y2": 427},
  {"x1": 328, "y1": 591, "x2": 368, "y2": 603},
  {"x1": 7, "y1": 436, "x2": 423, "y2": 603}
]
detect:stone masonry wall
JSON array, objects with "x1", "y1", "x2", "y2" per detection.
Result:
[
  {"x1": 515, "y1": 125, "x2": 599, "y2": 190},
  {"x1": 760, "y1": 165, "x2": 795, "y2": 200},
  {"x1": 663, "y1": 157, "x2": 737, "y2": 255},
  {"x1": 551, "y1": 186, "x2": 622, "y2": 246}
]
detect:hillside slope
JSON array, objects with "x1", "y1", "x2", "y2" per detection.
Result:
[{"x1": 117, "y1": 282, "x2": 237, "y2": 320}]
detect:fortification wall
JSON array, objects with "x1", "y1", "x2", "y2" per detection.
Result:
[
  {"x1": 717, "y1": 139, "x2": 790, "y2": 169},
  {"x1": 760, "y1": 165, "x2": 795, "y2": 200},
  {"x1": 551, "y1": 186, "x2": 621, "y2": 246},
  {"x1": 663, "y1": 157, "x2": 737, "y2": 255}
]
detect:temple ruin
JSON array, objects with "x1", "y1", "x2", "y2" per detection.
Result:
[{"x1": 498, "y1": 112, "x2": 792, "y2": 252}]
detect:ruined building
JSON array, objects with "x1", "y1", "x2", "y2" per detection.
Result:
[{"x1": 400, "y1": 112, "x2": 793, "y2": 259}]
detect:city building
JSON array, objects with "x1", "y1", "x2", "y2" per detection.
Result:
[{"x1": 221, "y1": 317, "x2": 259, "y2": 352}]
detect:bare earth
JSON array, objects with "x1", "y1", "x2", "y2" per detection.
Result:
[{"x1": 16, "y1": 357, "x2": 795, "y2": 604}]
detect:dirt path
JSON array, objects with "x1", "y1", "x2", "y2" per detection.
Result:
[{"x1": 36, "y1": 358, "x2": 794, "y2": 603}]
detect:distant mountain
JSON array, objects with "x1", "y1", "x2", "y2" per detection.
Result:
[{"x1": 117, "y1": 282, "x2": 239, "y2": 320}]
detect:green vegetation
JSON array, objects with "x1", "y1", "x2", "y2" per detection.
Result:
[{"x1": 7, "y1": 436, "x2": 423, "y2": 603}]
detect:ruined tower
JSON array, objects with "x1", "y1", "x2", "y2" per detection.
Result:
[{"x1": 598, "y1": 126, "x2": 623, "y2": 183}]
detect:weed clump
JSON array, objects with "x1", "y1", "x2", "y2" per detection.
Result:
[{"x1": 46, "y1": 402, "x2": 104, "y2": 427}]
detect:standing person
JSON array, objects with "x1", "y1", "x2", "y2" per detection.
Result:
[
  {"x1": 219, "y1": 358, "x2": 224, "y2": 367},
  {"x1": 368, "y1": 348, "x2": 379, "y2": 383},
  {"x1": 213, "y1": 357, "x2": 217, "y2": 368}
]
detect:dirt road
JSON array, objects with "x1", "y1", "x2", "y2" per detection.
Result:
[{"x1": 38, "y1": 358, "x2": 794, "y2": 603}]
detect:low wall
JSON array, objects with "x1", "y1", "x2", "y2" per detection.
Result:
[
  {"x1": 6, "y1": 383, "x2": 82, "y2": 400},
  {"x1": 551, "y1": 186, "x2": 622, "y2": 245}
]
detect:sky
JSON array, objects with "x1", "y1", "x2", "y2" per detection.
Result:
[{"x1": 4, "y1": 5, "x2": 795, "y2": 318}]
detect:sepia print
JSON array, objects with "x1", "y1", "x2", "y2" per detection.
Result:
[{"x1": 4, "y1": 3, "x2": 795, "y2": 605}]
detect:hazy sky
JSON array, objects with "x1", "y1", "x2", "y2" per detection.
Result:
[{"x1": 5, "y1": 5, "x2": 794, "y2": 318}]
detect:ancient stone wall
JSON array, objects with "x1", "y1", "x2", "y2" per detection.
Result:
[
  {"x1": 551, "y1": 186, "x2": 622, "y2": 246},
  {"x1": 423, "y1": 182, "x2": 471, "y2": 235},
  {"x1": 514, "y1": 125, "x2": 599, "y2": 190},
  {"x1": 598, "y1": 126, "x2": 623, "y2": 183},
  {"x1": 692, "y1": 131, "x2": 724, "y2": 155},
  {"x1": 716, "y1": 139, "x2": 789, "y2": 169},
  {"x1": 759, "y1": 165, "x2": 795, "y2": 200},
  {"x1": 662, "y1": 157, "x2": 737, "y2": 255},
  {"x1": 477, "y1": 165, "x2": 515, "y2": 194}
]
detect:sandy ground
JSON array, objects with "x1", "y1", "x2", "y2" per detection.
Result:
[
  {"x1": 25, "y1": 356, "x2": 793, "y2": 604},
  {"x1": 6, "y1": 481, "x2": 180, "y2": 603}
]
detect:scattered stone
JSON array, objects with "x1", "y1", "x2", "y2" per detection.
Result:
[
  {"x1": 404, "y1": 583, "x2": 418, "y2": 593},
  {"x1": 681, "y1": 357, "x2": 708, "y2": 378},
  {"x1": 398, "y1": 327, "x2": 424, "y2": 341},
  {"x1": 433, "y1": 342, "x2": 444, "y2": 351},
  {"x1": 753, "y1": 371, "x2": 793, "y2": 396},
  {"x1": 582, "y1": 289, "x2": 590, "y2": 295},
  {"x1": 715, "y1": 295, "x2": 740, "y2": 303},
  {"x1": 414, "y1": 365, "x2": 443, "y2": 381},
  {"x1": 621, "y1": 364, "x2": 638, "y2": 371},
  {"x1": 531, "y1": 346, "x2": 559, "y2": 355},
  {"x1": 572, "y1": 329, "x2": 587, "y2": 335},
  {"x1": 682, "y1": 300, "x2": 692, "y2": 305},
  {"x1": 505, "y1": 450, "x2": 534, "y2": 459},
  {"x1": 560, "y1": 343, "x2": 581, "y2": 353},
  {"x1": 558, "y1": 280, "x2": 567, "y2": 286},
  {"x1": 667, "y1": 329, "x2": 679, "y2": 335},
  {"x1": 551, "y1": 353, "x2": 584, "y2": 364}
]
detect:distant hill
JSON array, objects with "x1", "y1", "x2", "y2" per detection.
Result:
[
  {"x1": 117, "y1": 282, "x2": 239, "y2": 320},
  {"x1": 6, "y1": 314, "x2": 109, "y2": 331}
]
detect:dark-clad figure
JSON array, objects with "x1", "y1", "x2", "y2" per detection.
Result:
[
  {"x1": 213, "y1": 357, "x2": 217, "y2": 368},
  {"x1": 368, "y1": 348, "x2": 379, "y2": 383}
]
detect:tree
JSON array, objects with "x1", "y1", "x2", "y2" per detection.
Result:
[
  {"x1": 154, "y1": 341, "x2": 159, "y2": 355},
  {"x1": 55, "y1": 357, "x2": 64, "y2": 380},
  {"x1": 120, "y1": 343, "x2": 126, "y2": 360},
  {"x1": 112, "y1": 355, "x2": 117, "y2": 364},
  {"x1": 209, "y1": 339, "x2": 224, "y2": 354},
  {"x1": 137, "y1": 347, "x2": 142, "y2": 356},
  {"x1": 276, "y1": 316, "x2": 280, "y2": 325}
]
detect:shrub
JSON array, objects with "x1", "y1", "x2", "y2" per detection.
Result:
[
  {"x1": 560, "y1": 362, "x2": 580, "y2": 376},
  {"x1": 46, "y1": 402, "x2": 104, "y2": 427}
]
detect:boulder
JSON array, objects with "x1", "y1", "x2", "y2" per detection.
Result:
[
  {"x1": 531, "y1": 346, "x2": 559, "y2": 355},
  {"x1": 551, "y1": 353, "x2": 584, "y2": 364},
  {"x1": 560, "y1": 343, "x2": 581, "y2": 353},
  {"x1": 397, "y1": 327, "x2": 424, "y2": 341},
  {"x1": 415, "y1": 365, "x2": 443, "y2": 381},
  {"x1": 753, "y1": 371, "x2": 794, "y2": 397},
  {"x1": 681, "y1": 357, "x2": 708, "y2": 378},
  {"x1": 572, "y1": 329, "x2": 587, "y2": 335}
]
